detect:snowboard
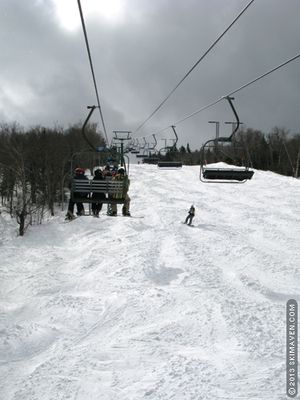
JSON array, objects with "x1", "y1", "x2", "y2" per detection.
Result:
[{"x1": 181, "y1": 222, "x2": 194, "y2": 227}]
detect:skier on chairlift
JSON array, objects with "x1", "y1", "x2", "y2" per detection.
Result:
[
  {"x1": 91, "y1": 168, "x2": 105, "y2": 217},
  {"x1": 110, "y1": 167, "x2": 131, "y2": 216},
  {"x1": 65, "y1": 167, "x2": 88, "y2": 220}
]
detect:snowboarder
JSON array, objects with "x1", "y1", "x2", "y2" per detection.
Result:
[{"x1": 184, "y1": 205, "x2": 195, "y2": 226}]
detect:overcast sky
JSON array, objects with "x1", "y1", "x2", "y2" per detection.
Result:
[{"x1": 1, "y1": 0, "x2": 300, "y2": 148}]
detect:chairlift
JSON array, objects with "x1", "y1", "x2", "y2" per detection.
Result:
[
  {"x1": 133, "y1": 137, "x2": 151, "y2": 159},
  {"x1": 127, "y1": 139, "x2": 140, "y2": 154},
  {"x1": 157, "y1": 126, "x2": 183, "y2": 169},
  {"x1": 148, "y1": 134, "x2": 158, "y2": 152},
  {"x1": 142, "y1": 157, "x2": 159, "y2": 165},
  {"x1": 157, "y1": 161, "x2": 182, "y2": 168},
  {"x1": 68, "y1": 107, "x2": 131, "y2": 213},
  {"x1": 130, "y1": 138, "x2": 142, "y2": 154},
  {"x1": 199, "y1": 97, "x2": 254, "y2": 183},
  {"x1": 135, "y1": 136, "x2": 159, "y2": 164}
]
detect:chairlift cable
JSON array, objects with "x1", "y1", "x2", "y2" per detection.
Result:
[
  {"x1": 131, "y1": 51, "x2": 300, "y2": 145},
  {"x1": 173, "y1": 52, "x2": 300, "y2": 126},
  {"x1": 227, "y1": 52, "x2": 300, "y2": 97},
  {"x1": 133, "y1": 0, "x2": 255, "y2": 135},
  {"x1": 132, "y1": 96, "x2": 221, "y2": 143},
  {"x1": 77, "y1": 0, "x2": 109, "y2": 145}
]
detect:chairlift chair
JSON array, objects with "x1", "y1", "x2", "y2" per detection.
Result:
[
  {"x1": 68, "y1": 107, "x2": 131, "y2": 213},
  {"x1": 130, "y1": 139, "x2": 141, "y2": 154},
  {"x1": 142, "y1": 157, "x2": 159, "y2": 165},
  {"x1": 157, "y1": 126, "x2": 183, "y2": 169},
  {"x1": 199, "y1": 97, "x2": 254, "y2": 183},
  {"x1": 157, "y1": 161, "x2": 183, "y2": 168}
]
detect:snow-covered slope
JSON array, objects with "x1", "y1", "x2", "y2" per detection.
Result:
[{"x1": 1, "y1": 164, "x2": 300, "y2": 400}]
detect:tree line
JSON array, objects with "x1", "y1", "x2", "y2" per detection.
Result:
[{"x1": 0, "y1": 123, "x2": 105, "y2": 235}]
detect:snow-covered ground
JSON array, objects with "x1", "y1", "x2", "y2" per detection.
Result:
[{"x1": 1, "y1": 164, "x2": 300, "y2": 400}]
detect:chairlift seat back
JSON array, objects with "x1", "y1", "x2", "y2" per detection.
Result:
[
  {"x1": 157, "y1": 161, "x2": 182, "y2": 168},
  {"x1": 202, "y1": 167, "x2": 254, "y2": 182},
  {"x1": 143, "y1": 158, "x2": 159, "y2": 164},
  {"x1": 71, "y1": 178, "x2": 127, "y2": 204}
]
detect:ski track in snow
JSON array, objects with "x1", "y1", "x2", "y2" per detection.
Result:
[{"x1": 0, "y1": 164, "x2": 300, "y2": 400}]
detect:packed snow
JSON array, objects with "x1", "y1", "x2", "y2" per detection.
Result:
[{"x1": 1, "y1": 164, "x2": 300, "y2": 400}]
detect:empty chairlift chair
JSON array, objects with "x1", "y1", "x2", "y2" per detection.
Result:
[
  {"x1": 199, "y1": 96, "x2": 254, "y2": 183},
  {"x1": 157, "y1": 126, "x2": 183, "y2": 169},
  {"x1": 157, "y1": 161, "x2": 183, "y2": 168}
]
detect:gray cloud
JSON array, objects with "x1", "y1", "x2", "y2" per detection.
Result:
[{"x1": 1, "y1": 0, "x2": 300, "y2": 149}]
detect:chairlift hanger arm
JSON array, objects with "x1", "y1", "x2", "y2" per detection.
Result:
[
  {"x1": 151, "y1": 134, "x2": 157, "y2": 149},
  {"x1": 82, "y1": 105, "x2": 98, "y2": 151},
  {"x1": 171, "y1": 125, "x2": 178, "y2": 148},
  {"x1": 200, "y1": 97, "x2": 239, "y2": 150},
  {"x1": 225, "y1": 96, "x2": 240, "y2": 140},
  {"x1": 203, "y1": 137, "x2": 231, "y2": 148},
  {"x1": 200, "y1": 135, "x2": 231, "y2": 166}
]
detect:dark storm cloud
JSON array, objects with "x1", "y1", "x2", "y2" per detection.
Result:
[{"x1": 1, "y1": 0, "x2": 300, "y2": 148}]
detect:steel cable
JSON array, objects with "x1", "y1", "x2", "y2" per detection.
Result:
[
  {"x1": 133, "y1": 0, "x2": 255, "y2": 135},
  {"x1": 77, "y1": 0, "x2": 109, "y2": 145}
]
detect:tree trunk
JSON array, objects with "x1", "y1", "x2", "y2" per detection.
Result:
[
  {"x1": 295, "y1": 149, "x2": 300, "y2": 178},
  {"x1": 18, "y1": 210, "x2": 26, "y2": 236}
]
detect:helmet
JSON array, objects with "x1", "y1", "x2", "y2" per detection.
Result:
[
  {"x1": 75, "y1": 167, "x2": 85, "y2": 175},
  {"x1": 94, "y1": 169, "x2": 102, "y2": 176},
  {"x1": 118, "y1": 167, "x2": 125, "y2": 174}
]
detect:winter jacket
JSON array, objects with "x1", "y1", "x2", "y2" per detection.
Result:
[
  {"x1": 188, "y1": 206, "x2": 195, "y2": 216},
  {"x1": 72, "y1": 173, "x2": 89, "y2": 197},
  {"x1": 112, "y1": 173, "x2": 130, "y2": 199},
  {"x1": 92, "y1": 174, "x2": 105, "y2": 199}
]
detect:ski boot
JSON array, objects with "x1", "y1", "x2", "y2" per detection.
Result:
[
  {"x1": 65, "y1": 210, "x2": 76, "y2": 221},
  {"x1": 76, "y1": 209, "x2": 85, "y2": 216}
]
